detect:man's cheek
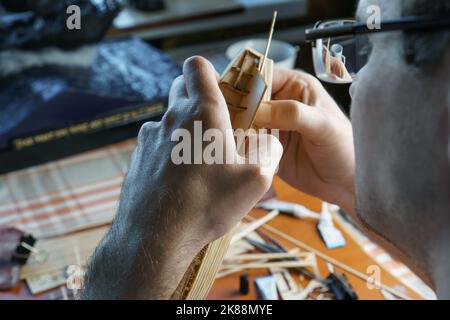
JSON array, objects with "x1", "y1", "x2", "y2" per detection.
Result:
[
  {"x1": 351, "y1": 63, "x2": 387, "y2": 142},
  {"x1": 350, "y1": 69, "x2": 389, "y2": 209}
]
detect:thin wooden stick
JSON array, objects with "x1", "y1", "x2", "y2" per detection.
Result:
[
  {"x1": 259, "y1": 11, "x2": 277, "y2": 72},
  {"x1": 223, "y1": 261, "x2": 313, "y2": 270},
  {"x1": 216, "y1": 258, "x2": 268, "y2": 279},
  {"x1": 245, "y1": 216, "x2": 411, "y2": 300},
  {"x1": 224, "y1": 252, "x2": 311, "y2": 262},
  {"x1": 231, "y1": 210, "x2": 278, "y2": 244},
  {"x1": 217, "y1": 248, "x2": 299, "y2": 279}
]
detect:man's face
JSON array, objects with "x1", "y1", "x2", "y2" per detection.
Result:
[{"x1": 350, "y1": 0, "x2": 449, "y2": 274}]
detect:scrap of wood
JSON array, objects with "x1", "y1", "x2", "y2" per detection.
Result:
[
  {"x1": 223, "y1": 251, "x2": 317, "y2": 271},
  {"x1": 224, "y1": 240, "x2": 254, "y2": 258},
  {"x1": 310, "y1": 253, "x2": 320, "y2": 277},
  {"x1": 271, "y1": 268, "x2": 303, "y2": 300},
  {"x1": 216, "y1": 257, "x2": 267, "y2": 279},
  {"x1": 224, "y1": 252, "x2": 311, "y2": 262},
  {"x1": 230, "y1": 210, "x2": 278, "y2": 244},
  {"x1": 217, "y1": 248, "x2": 299, "y2": 279},
  {"x1": 245, "y1": 215, "x2": 411, "y2": 300},
  {"x1": 222, "y1": 260, "x2": 315, "y2": 270},
  {"x1": 288, "y1": 280, "x2": 325, "y2": 300}
]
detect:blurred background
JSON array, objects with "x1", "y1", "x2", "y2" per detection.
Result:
[{"x1": 0, "y1": 0, "x2": 357, "y2": 172}]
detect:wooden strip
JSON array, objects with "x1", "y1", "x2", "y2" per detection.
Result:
[
  {"x1": 224, "y1": 252, "x2": 310, "y2": 261},
  {"x1": 246, "y1": 216, "x2": 411, "y2": 300},
  {"x1": 217, "y1": 249, "x2": 300, "y2": 279},
  {"x1": 231, "y1": 210, "x2": 278, "y2": 244},
  {"x1": 223, "y1": 261, "x2": 313, "y2": 270}
]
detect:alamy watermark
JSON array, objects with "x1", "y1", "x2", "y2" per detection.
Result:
[
  {"x1": 66, "y1": 5, "x2": 81, "y2": 30},
  {"x1": 170, "y1": 121, "x2": 280, "y2": 176},
  {"x1": 366, "y1": 5, "x2": 381, "y2": 30}
]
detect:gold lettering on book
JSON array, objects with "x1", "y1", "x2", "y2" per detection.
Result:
[{"x1": 12, "y1": 103, "x2": 165, "y2": 150}]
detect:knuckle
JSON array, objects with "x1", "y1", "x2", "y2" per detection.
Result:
[
  {"x1": 168, "y1": 78, "x2": 184, "y2": 103},
  {"x1": 307, "y1": 74, "x2": 322, "y2": 87},
  {"x1": 245, "y1": 165, "x2": 271, "y2": 188},
  {"x1": 202, "y1": 92, "x2": 223, "y2": 106},
  {"x1": 246, "y1": 165, "x2": 262, "y2": 180},
  {"x1": 170, "y1": 75, "x2": 184, "y2": 91},
  {"x1": 285, "y1": 101, "x2": 302, "y2": 123},
  {"x1": 139, "y1": 122, "x2": 153, "y2": 135},
  {"x1": 172, "y1": 74, "x2": 184, "y2": 85},
  {"x1": 195, "y1": 96, "x2": 224, "y2": 121},
  {"x1": 254, "y1": 170, "x2": 272, "y2": 190},
  {"x1": 190, "y1": 92, "x2": 221, "y2": 107},
  {"x1": 315, "y1": 112, "x2": 335, "y2": 140},
  {"x1": 137, "y1": 122, "x2": 155, "y2": 143},
  {"x1": 295, "y1": 72, "x2": 321, "y2": 88},
  {"x1": 162, "y1": 108, "x2": 179, "y2": 127}
]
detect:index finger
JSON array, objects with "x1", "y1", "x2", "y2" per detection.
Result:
[
  {"x1": 183, "y1": 56, "x2": 221, "y2": 101},
  {"x1": 272, "y1": 68, "x2": 322, "y2": 97}
]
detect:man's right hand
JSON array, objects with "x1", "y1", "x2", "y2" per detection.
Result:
[{"x1": 254, "y1": 69, "x2": 356, "y2": 214}]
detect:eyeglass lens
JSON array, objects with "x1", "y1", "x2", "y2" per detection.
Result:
[{"x1": 312, "y1": 20, "x2": 372, "y2": 84}]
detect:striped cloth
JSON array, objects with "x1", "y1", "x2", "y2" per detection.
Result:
[
  {"x1": 334, "y1": 213, "x2": 436, "y2": 300},
  {"x1": 0, "y1": 139, "x2": 136, "y2": 238}
]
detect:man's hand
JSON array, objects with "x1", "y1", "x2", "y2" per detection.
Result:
[
  {"x1": 82, "y1": 57, "x2": 282, "y2": 299},
  {"x1": 254, "y1": 69, "x2": 355, "y2": 213}
]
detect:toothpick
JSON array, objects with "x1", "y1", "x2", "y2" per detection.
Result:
[{"x1": 259, "y1": 11, "x2": 278, "y2": 72}]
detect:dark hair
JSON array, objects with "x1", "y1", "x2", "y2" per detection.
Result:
[{"x1": 402, "y1": 0, "x2": 450, "y2": 67}]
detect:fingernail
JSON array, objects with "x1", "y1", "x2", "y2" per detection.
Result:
[{"x1": 256, "y1": 102, "x2": 272, "y2": 125}]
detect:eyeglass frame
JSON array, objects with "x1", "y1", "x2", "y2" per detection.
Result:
[
  {"x1": 305, "y1": 15, "x2": 450, "y2": 43},
  {"x1": 305, "y1": 15, "x2": 450, "y2": 84}
]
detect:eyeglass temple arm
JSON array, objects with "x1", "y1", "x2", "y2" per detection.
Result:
[{"x1": 305, "y1": 15, "x2": 450, "y2": 42}]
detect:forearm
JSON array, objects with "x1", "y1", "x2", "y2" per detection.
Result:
[{"x1": 81, "y1": 211, "x2": 204, "y2": 299}]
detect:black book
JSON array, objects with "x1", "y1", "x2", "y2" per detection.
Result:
[{"x1": 0, "y1": 38, "x2": 181, "y2": 174}]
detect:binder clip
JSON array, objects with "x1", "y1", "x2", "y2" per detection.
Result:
[
  {"x1": 13, "y1": 234, "x2": 48, "y2": 265},
  {"x1": 324, "y1": 263, "x2": 358, "y2": 300},
  {"x1": 239, "y1": 273, "x2": 250, "y2": 295},
  {"x1": 0, "y1": 227, "x2": 46, "y2": 290}
]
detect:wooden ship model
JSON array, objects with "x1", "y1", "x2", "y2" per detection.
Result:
[
  {"x1": 171, "y1": 12, "x2": 277, "y2": 300},
  {"x1": 220, "y1": 48, "x2": 273, "y2": 131}
]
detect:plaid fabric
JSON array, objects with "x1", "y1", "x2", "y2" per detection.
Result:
[
  {"x1": 0, "y1": 139, "x2": 136, "y2": 238},
  {"x1": 334, "y1": 213, "x2": 436, "y2": 300},
  {"x1": 361, "y1": 235, "x2": 435, "y2": 299}
]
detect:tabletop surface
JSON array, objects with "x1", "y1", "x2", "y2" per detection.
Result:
[
  {"x1": 208, "y1": 177, "x2": 422, "y2": 300},
  {"x1": 0, "y1": 176, "x2": 422, "y2": 300}
]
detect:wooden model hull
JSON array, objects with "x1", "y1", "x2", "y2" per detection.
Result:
[{"x1": 171, "y1": 48, "x2": 274, "y2": 299}]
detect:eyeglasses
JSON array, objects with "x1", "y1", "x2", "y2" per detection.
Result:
[{"x1": 305, "y1": 15, "x2": 450, "y2": 84}]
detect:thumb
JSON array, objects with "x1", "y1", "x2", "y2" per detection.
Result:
[{"x1": 254, "y1": 100, "x2": 329, "y2": 139}]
